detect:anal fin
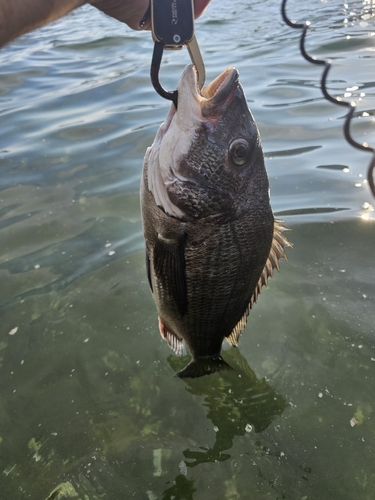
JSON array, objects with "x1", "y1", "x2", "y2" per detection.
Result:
[{"x1": 158, "y1": 317, "x2": 185, "y2": 356}]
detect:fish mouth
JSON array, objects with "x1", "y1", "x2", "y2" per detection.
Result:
[
  {"x1": 179, "y1": 65, "x2": 239, "y2": 120},
  {"x1": 157, "y1": 66, "x2": 239, "y2": 138},
  {"x1": 200, "y1": 66, "x2": 239, "y2": 116}
]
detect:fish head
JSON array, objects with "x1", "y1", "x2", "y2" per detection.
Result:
[{"x1": 146, "y1": 64, "x2": 270, "y2": 221}]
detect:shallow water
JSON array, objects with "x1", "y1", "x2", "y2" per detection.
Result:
[{"x1": 0, "y1": 0, "x2": 375, "y2": 499}]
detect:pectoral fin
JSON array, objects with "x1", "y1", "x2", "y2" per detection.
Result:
[
  {"x1": 153, "y1": 233, "x2": 188, "y2": 317},
  {"x1": 145, "y1": 249, "x2": 153, "y2": 292},
  {"x1": 226, "y1": 219, "x2": 292, "y2": 347}
]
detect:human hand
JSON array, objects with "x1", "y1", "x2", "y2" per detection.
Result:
[
  {"x1": 90, "y1": 0, "x2": 212, "y2": 31},
  {"x1": 0, "y1": 0, "x2": 212, "y2": 48}
]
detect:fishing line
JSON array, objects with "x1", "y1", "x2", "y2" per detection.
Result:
[{"x1": 281, "y1": 0, "x2": 375, "y2": 197}]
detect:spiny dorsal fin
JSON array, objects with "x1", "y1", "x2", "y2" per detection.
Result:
[
  {"x1": 158, "y1": 317, "x2": 186, "y2": 356},
  {"x1": 225, "y1": 219, "x2": 292, "y2": 347},
  {"x1": 226, "y1": 304, "x2": 251, "y2": 347}
]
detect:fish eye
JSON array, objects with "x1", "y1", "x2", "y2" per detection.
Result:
[{"x1": 229, "y1": 139, "x2": 250, "y2": 166}]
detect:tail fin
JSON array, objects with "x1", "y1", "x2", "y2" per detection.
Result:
[{"x1": 176, "y1": 355, "x2": 233, "y2": 379}]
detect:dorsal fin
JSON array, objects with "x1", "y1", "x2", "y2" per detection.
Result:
[
  {"x1": 226, "y1": 304, "x2": 251, "y2": 347},
  {"x1": 226, "y1": 219, "x2": 292, "y2": 347},
  {"x1": 158, "y1": 317, "x2": 186, "y2": 356}
]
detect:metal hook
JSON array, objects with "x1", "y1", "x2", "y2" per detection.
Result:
[
  {"x1": 149, "y1": 0, "x2": 206, "y2": 109},
  {"x1": 151, "y1": 41, "x2": 178, "y2": 108},
  {"x1": 150, "y1": 36, "x2": 206, "y2": 110}
]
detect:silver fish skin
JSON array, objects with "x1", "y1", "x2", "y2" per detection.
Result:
[{"x1": 141, "y1": 65, "x2": 290, "y2": 378}]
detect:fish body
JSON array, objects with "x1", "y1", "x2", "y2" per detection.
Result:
[{"x1": 141, "y1": 65, "x2": 290, "y2": 377}]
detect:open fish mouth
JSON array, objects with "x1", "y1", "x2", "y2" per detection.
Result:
[
  {"x1": 177, "y1": 64, "x2": 240, "y2": 121},
  {"x1": 153, "y1": 65, "x2": 240, "y2": 149},
  {"x1": 189, "y1": 65, "x2": 239, "y2": 102},
  {"x1": 199, "y1": 66, "x2": 239, "y2": 115}
]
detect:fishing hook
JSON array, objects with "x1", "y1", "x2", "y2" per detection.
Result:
[{"x1": 281, "y1": 0, "x2": 375, "y2": 197}]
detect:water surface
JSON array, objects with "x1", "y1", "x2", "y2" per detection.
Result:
[{"x1": 0, "y1": 0, "x2": 375, "y2": 499}]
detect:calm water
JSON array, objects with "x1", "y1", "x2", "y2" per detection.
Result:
[{"x1": 0, "y1": 0, "x2": 375, "y2": 499}]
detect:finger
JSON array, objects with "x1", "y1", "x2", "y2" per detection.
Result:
[
  {"x1": 91, "y1": 0, "x2": 212, "y2": 31},
  {"x1": 91, "y1": 0, "x2": 149, "y2": 30},
  {"x1": 139, "y1": 0, "x2": 211, "y2": 30},
  {"x1": 193, "y1": 0, "x2": 211, "y2": 20}
]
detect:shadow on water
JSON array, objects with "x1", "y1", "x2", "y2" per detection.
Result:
[
  {"x1": 161, "y1": 476, "x2": 197, "y2": 500},
  {"x1": 162, "y1": 349, "x2": 287, "y2": 499}
]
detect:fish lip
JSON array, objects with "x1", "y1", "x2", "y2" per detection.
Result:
[
  {"x1": 181, "y1": 65, "x2": 239, "y2": 117},
  {"x1": 200, "y1": 66, "x2": 239, "y2": 106}
]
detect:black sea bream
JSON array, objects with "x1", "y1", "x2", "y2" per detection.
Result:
[{"x1": 141, "y1": 65, "x2": 290, "y2": 378}]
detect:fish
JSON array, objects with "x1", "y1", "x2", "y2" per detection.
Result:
[{"x1": 140, "y1": 64, "x2": 291, "y2": 378}]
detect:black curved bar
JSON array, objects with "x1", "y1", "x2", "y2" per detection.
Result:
[
  {"x1": 281, "y1": 0, "x2": 375, "y2": 197},
  {"x1": 151, "y1": 41, "x2": 178, "y2": 108}
]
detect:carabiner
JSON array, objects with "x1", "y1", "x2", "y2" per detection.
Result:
[{"x1": 150, "y1": 0, "x2": 206, "y2": 108}]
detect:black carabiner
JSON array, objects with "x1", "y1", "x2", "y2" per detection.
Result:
[
  {"x1": 150, "y1": 41, "x2": 179, "y2": 108},
  {"x1": 149, "y1": 0, "x2": 205, "y2": 109}
]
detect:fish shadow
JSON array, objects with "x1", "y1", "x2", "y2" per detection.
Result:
[{"x1": 167, "y1": 348, "x2": 288, "y2": 467}]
